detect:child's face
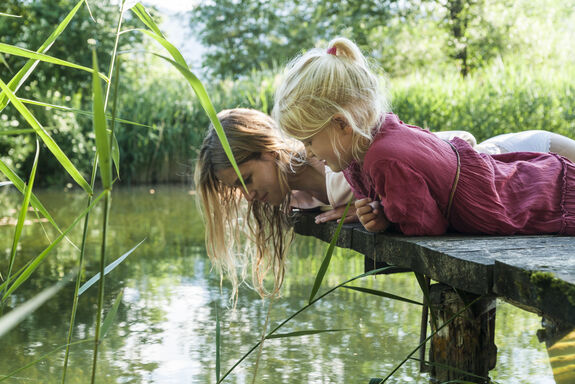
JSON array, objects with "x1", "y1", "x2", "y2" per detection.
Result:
[
  {"x1": 216, "y1": 153, "x2": 288, "y2": 206},
  {"x1": 303, "y1": 120, "x2": 354, "y2": 172}
]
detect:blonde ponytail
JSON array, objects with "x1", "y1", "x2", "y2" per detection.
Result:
[{"x1": 273, "y1": 37, "x2": 390, "y2": 162}]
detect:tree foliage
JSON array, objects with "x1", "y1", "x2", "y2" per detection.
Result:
[
  {"x1": 190, "y1": 0, "x2": 563, "y2": 79},
  {"x1": 190, "y1": 0, "x2": 403, "y2": 79},
  {"x1": 0, "y1": 0, "x2": 143, "y2": 99},
  {"x1": 0, "y1": 0, "x2": 144, "y2": 183}
]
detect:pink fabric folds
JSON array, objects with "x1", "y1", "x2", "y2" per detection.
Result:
[{"x1": 343, "y1": 113, "x2": 575, "y2": 236}]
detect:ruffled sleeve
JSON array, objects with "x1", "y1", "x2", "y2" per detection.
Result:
[{"x1": 368, "y1": 159, "x2": 449, "y2": 235}]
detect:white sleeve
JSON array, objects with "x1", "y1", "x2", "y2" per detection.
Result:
[{"x1": 325, "y1": 167, "x2": 354, "y2": 207}]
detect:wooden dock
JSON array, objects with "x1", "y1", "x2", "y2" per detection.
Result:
[{"x1": 293, "y1": 212, "x2": 575, "y2": 383}]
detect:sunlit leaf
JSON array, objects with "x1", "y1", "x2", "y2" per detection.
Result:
[
  {"x1": 131, "y1": 3, "x2": 164, "y2": 36},
  {"x1": 135, "y1": 29, "x2": 187, "y2": 67},
  {"x1": 130, "y1": 4, "x2": 247, "y2": 192},
  {"x1": 217, "y1": 265, "x2": 396, "y2": 383},
  {"x1": 78, "y1": 239, "x2": 146, "y2": 295},
  {"x1": 0, "y1": 12, "x2": 22, "y2": 18},
  {"x1": 0, "y1": 43, "x2": 109, "y2": 82},
  {"x1": 92, "y1": 50, "x2": 112, "y2": 189}
]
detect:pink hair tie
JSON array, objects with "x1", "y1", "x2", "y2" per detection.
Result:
[{"x1": 327, "y1": 46, "x2": 337, "y2": 56}]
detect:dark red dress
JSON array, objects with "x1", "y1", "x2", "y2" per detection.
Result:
[{"x1": 343, "y1": 114, "x2": 575, "y2": 235}]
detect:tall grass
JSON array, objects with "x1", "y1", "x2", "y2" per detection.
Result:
[{"x1": 391, "y1": 61, "x2": 575, "y2": 140}]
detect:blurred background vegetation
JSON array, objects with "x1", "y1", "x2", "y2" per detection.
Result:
[{"x1": 1, "y1": 0, "x2": 574, "y2": 186}]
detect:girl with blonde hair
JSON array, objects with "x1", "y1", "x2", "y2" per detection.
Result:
[{"x1": 273, "y1": 37, "x2": 575, "y2": 236}]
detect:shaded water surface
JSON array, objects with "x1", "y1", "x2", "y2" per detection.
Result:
[{"x1": 0, "y1": 186, "x2": 556, "y2": 383}]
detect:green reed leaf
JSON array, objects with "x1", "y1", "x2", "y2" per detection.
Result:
[
  {"x1": 0, "y1": 43, "x2": 109, "y2": 82},
  {"x1": 0, "y1": 78, "x2": 93, "y2": 195},
  {"x1": 135, "y1": 29, "x2": 187, "y2": 67},
  {"x1": 1, "y1": 191, "x2": 106, "y2": 301},
  {"x1": 131, "y1": 3, "x2": 164, "y2": 36},
  {"x1": 266, "y1": 329, "x2": 346, "y2": 339},
  {"x1": 0, "y1": 0, "x2": 85, "y2": 111},
  {"x1": 0, "y1": 12, "x2": 22, "y2": 18},
  {"x1": 0, "y1": 159, "x2": 62, "y2": 234},
  {"x1": 217, "y1": 265, "x2": 396, "y2": 383},
  {"x1": 129, "y1": 4, "x2": 247, "y2": 191},
  {"x1": 0, "y1": 275, "x2": 72, "y2": 339},
  {"x1": 78, "y1": 239, "x2": 146, "y2": 296},
  {"x1": 4, "y1": 140, "x2": 40, "y2": 298},
  {"x1": 343, "y1": 286, "x2": 423, "y2": 306},
  {"x1": 308, "y1": 199, "x2": 352, "y2": 303},
  {"x1": 92, "y1": 49, "x2": 112, "y2": 189},
  {"x1": 215, "y1": 303, "x2": 221, "y2": 383},
  {"x1": 154, "y1": 54, "x2": 247, "y2": 192},
  {"x1": 18, "y1": 97, "x2": 152, "y2": 128},
  {"x1": 100, "y1": 289, "x2": 123, "y2": 339}
]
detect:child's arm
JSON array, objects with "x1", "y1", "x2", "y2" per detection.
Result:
[{"x1": 355, "y1": 198, "x2": 390, "y2": 232}]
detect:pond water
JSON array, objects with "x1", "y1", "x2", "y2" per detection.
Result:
[{"x1": 0, "y1": 185, "x2": 558, "y2": 383}]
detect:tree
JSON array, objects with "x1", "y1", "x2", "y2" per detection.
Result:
[
  {"x1": 0, "y1": 0, "x2": 144, "y2": 100},
  {"x1": 437, "y1": 0, "x2": 513, "y2": 76},
  {"x1": 189, "y1": 0, "x2": 402, "y2": 79},
  {"x1": 0, "y1": 0, "x2": 145, "y2": 184}
]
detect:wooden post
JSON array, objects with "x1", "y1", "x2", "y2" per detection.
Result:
[{"x1": 428, "y1": 284, "x2": 497, "y2": 383}]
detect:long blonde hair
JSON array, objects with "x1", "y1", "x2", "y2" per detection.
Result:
[
  {"x1": 273, "y1": 37, "x2": 390, "y2": 161},
  {"x1": 194, "y1": 108, "x2": 305, "y2": 301}
]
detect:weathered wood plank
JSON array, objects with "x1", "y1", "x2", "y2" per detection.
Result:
[{"x1": 293, "y1": 212, "x2": 575, "y2": 325}]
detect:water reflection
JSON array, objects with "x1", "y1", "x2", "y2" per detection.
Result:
[{"x1": 0, "y1": 185, "x2": 556, "y2": 383}]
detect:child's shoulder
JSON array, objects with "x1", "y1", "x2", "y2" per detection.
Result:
[{"x1": 366, "y1": 115, "x2": 439, "y2": 164}]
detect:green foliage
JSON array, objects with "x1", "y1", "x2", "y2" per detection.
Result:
[
  {"x1": 391, "y1": 61, "x2": 575, "y2": 142},
  {"x1": 190, "y1": 0, "x2": 402, "y2": 79},
  {"x1": 0, "y1": 0, "x2": 142, "y2": 99},
  {"x1": 1, "y1": 0, "x2": 574, "y2": 188}
]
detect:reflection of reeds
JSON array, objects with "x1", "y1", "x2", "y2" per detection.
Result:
[{"x1": 548, "y1": 329, "x2": 575, "y2": 384}]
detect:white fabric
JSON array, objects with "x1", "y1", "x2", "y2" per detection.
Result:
[
  {"x1": 325, "y1": 167, "x2": 354, "y2": 207},
  {"x1": 290, "y1": 167, "x2": 353, "y2": 209},
  {"x1": 475, "y1": 130, "x2": 552, "y2": 154},
  {"x1": 433, "y1": 130, "x2": 477, "y2": 147}
]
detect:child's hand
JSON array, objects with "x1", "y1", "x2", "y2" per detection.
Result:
[
  {"x1": 315, "y1": 205, "x2": 358, "y2": 224},
  {"x1": 355, "y1": 198, "x2": 390, "y2": 232}
]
